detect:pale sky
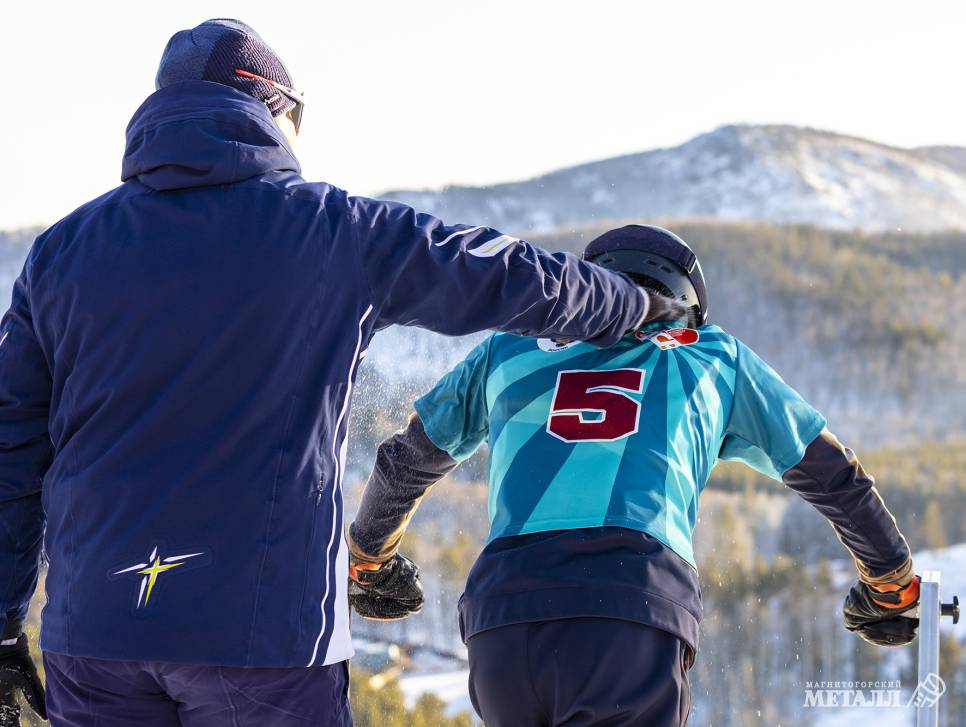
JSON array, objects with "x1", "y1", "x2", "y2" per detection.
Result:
[{"x1": 2, "y1": 0, "x2": 964, "y2": 230}]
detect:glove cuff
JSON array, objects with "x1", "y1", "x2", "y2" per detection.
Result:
[
  {"x1": 349, "y1": 561, "x2": 383, "y2": 584},
  {"x1": 347, "y1": 531, "x2": 392, "y2": 568},
  {"x1": 857, "y1": 556, "x2": 914, "y2": 590},
  {"x1": 870, "y1": 575, "x2": 921, "y2": 610}
]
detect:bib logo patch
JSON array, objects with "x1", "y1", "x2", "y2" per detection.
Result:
[
  {"x1": 649, "y1": 327, "x2": 700, "y2": 350},
  {"x1": 538, "y1": 338, "x2": 579, "y2": 353}
]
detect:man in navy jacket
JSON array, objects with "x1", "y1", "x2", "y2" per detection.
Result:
[{"x1": 0, "y1": 19, "x2": 673, "y2": 727}]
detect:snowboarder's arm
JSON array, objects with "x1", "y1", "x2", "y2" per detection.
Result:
[
  {"x1": 0, "y1": 268, "x2": 53, "y2": 642},
  {"x1": 347, "y1": 195, "x2": 650, "y2": 346},
  {"x1": 349, "y1": 339, "x2": 490, "y2": 564},
  {"x1": 782, "y1": 429, "x2": 912, "y2": 586},
  {"x1": 348, "y1": 415, "x2": 458, "y2": 565},
  {"x1": 720, "y1": 341, "x2": 911, "y2": 587}
]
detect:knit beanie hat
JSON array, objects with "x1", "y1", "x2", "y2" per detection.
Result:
[{"x1": 155, "y1": 18, "x2": 296, "y2": 117}]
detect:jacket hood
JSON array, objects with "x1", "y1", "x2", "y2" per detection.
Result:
[{"x1": 122, "y1": 80, "x2": 301, "y2": 191}]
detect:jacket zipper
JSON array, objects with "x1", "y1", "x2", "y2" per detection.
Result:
[
  {"x1": 315, "y1": 476, "x2": 325, "y2": 505},
  {"x1": 299, "y1": 474, "x2": 325, "y2": 636}
]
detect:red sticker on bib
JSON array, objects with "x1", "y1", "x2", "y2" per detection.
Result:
[{"x1": 650, "y1": 328, "x2": 700, "y2": 350}]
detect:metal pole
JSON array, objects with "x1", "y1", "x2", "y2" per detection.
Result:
[{"x1": 916, "y1": 570, "x2": 941, "y2": 727}]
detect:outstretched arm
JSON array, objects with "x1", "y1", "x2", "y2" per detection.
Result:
[
  {"x1": 782, "y1": 429, "x2": 911, "y2": 586},
  {"x1": 350, "y1": 337, "x2": 491, "y2": 562},
  {"x1": 347, "y1": 339, "x2": 491, "y2": 619},
  {"x1": 783, "y1": 430, "x2": 919, "y2": 647},
  {"x1": 720, "y1": 341, "x2": 911, "y2": 589},
  {"x1": 348, "y1": 196, "x2": 673, "y2": 346}
]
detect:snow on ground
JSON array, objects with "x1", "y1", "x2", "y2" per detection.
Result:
[{"x1": 397, "y1": 668, "x2": 475, "y2": 718}]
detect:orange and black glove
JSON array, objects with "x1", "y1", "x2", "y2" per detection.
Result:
[
  {"x1": 348, "y1": 554, "x2": 424, "y2": 621},
  {"x1": 843, "y1": 575, "x2": 920, "y2": 647}
]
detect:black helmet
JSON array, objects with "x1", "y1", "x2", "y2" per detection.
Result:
[{"x1": 584, "y1": 224, "x2": 708, "y2": 327}]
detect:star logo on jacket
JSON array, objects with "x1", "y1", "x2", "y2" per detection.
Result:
[
  {"x1": 113, "y1": 546, "x2": 205, "y2": 608},
  {"x1": 646, "y1": 327, "x2": 700, "y2": 350}
]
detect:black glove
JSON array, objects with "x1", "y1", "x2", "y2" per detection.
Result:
[
  {"x1": 641, "y1": 291, "x2": 690, "y2": 326},
  {"x1": 0, "y1": 634, "x2": 47, "y2": 725},
  {"x1": 843, "y1": 576, "x2": 920, "y2": 647},
  {"x1": 348, "y1": 554, "x2": 424, "y2": 621}
]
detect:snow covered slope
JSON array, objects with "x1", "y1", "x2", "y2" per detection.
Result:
[
  {"x1": 383, "y1": 125, "x2": 966, "y2": 233},
  {"x1": 913, "y1": 542, "x2": 966, "y2": 637}
]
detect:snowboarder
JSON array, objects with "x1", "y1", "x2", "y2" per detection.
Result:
[
  {"x1": 348, "y1": 224, "x2": 920, "y2": 726},
  {"x1": 0, "y1": 20, "x2": 678, "y2": 727}
]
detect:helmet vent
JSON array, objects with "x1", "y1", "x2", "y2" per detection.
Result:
[{"x1": 645, "y1": 258, "x2": 675, "y2": 274}]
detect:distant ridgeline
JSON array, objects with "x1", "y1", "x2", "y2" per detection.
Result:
[{"x1": 383, "y1": 124, "x2": 966, "y2": 234}]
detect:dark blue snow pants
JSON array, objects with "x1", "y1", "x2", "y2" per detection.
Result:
[
  {"x1": 467, "y1": 618, "x2": 692, "y2": 726},
  {"x1": 42, "y1": 652, "x2": 352, "y2": 726}
]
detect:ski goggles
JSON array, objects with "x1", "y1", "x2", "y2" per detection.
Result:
[{"x1": 234, "y1": 69, "x2": 306, "y2": 133}]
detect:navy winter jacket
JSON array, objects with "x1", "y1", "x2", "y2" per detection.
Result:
[{"x1": 0, "y1": 81, "x2": 646, "y2": 667}]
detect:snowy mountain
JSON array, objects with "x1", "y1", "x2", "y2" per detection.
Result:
[{"x1": 383, "y1": 125, "x2": 966, "y2": 233}]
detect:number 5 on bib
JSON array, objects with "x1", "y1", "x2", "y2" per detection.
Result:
[{"x1": 546, "y1": 369, "x2": 645, "y2": 443}]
